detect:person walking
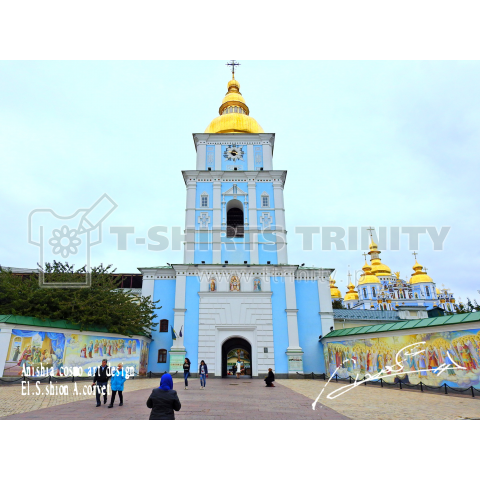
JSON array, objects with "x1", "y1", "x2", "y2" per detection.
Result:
[
  {"x1": 199, "y1": 360, "x2": 208, "y2": 389},
  {"x1": 236, "y1": 359, "x2": 242, "y2": 379},
  {"x1": 146, "y1": 373, "x2": 181, "y2": 420},
  {"x1": 92, "y1": 359, "x2": 111, "y2": 407},
  {"x1": 265, "y1": 368, "x2": 275, "y2": 387},
  {"x1": 108, "y1": 363, "x2": 126, "y2": 408},
  {"x1": 183, "y1": 358, "x2": 190, "y2": 390}
]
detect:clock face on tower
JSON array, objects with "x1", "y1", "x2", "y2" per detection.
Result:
[{"x1": 224, "y1": 145, "x2": 245, "y2": 162}]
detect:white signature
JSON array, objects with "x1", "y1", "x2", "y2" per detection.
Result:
[{"x1": 312, "y1": 342, "x2": 467, "y2": 410}]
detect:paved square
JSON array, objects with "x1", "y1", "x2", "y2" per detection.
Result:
[{"x1": 0, "y1": 378, "x2": 347, "y2": 420}]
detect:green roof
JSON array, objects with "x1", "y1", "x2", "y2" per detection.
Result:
[
  {"x1": 0, "y1": 314, "x2": 149, "y2": 337},
  {"x1": 324, "y1": 311, "x2": 480, "y2": 339}
]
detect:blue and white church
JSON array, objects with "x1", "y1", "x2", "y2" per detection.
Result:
[{"x1": 139, "y1": 68, "x2": 334, "y2": 377}]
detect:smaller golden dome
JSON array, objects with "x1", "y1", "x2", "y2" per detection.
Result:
[
  {"x1": 410, "y1": 258, "x2": 433, "y2": 284},
  {"x1": 436, "y1": 287, "x2": 440, "y2": 295},
  {"x1": 344, "y1": 281, "x2": 359, "y2": 301},
  {"x1": 357, "y1": 261, "x2": 381, "y2": 285},
  {"x1": 330, "y1": 278, "x2": 342, "y2": 299}
]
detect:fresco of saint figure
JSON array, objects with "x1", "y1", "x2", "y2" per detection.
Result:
[{"x1": 230, "y1": 275, "x2": 240, "y2": 291}]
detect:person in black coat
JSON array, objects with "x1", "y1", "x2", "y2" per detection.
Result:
[
  {"x1": 146, "y1": 373, "x2": 181, "y2": 420},
  {"x1": 265, "y1": 368, "x2": 275, "y2": 387},
  {"x1": 92, "y1": 359, "x2": 112, "y2": 406}
]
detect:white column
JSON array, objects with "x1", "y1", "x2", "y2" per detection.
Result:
[
  {"x1": 263, "y1": 143, "x2": 273, "y2": 170},
  {"x1": 317, "y1": 275, "x2": 334, "y2": 335},
  {"x1": 284, "y1": 275, "x2": 303, "y2": 376},
  {"x1": 273, "y1": 183, "x2": 288, "y2": 264},
  {"x1": 247, "y1": 144, "x2": 254, "y2": 170},
  {"x1": 170, "y1": 271, "x2": 186, "y2": 374},
  {"x1": 284, "y1": 278, "x2": 301, "y2": 350},
  {"x1": 184, "y1": 181, "x2": 196, "y2": 264},
  {"x1": 196, "y1": 143, "x2": 206, "y2": 170},
  {"x1": 0, "y1": 327, "x2": 13, "y2": 376},
  {"x1": 212, "y1": 181, "x2": 222, "y2": 263},
  {"x1": 248, "y1": 180, "x2": 259, "y2": 264},
  {"x1": 215, "y1": 144, "x2": 222, "y2": 170}
]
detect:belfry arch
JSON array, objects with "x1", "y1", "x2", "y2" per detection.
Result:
[{"x1": 226, "y1": 199, "x2": 244, "y2": 238}]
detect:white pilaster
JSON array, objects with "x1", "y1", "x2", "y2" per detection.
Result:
[
  {"x1": 171, "y1": 271, "x2": 186, "y2": 353},
  {"x1": 247, "y1": 144, "x2": 254, "y2": 170},
  {"x1": 215, "y1": 144, "x2": 222, "y2": 170},
  {"x1": 184, "y1": 181, "x2": 197, "y2": 263},
  {"x1": 248, "y1": 180, "x2": 259, "y2": 264},
  {"x1": 196, "y1": 143, "x2": 206, "y2": 170},
  {"x1": 317, "y1": 276, "x2": 334, "y2": 335},
  {"x1": 273, "y1": 184, "x2": 287, "y2": 264},
  {"x1": 284, "y1": 278, "x2": 301, "y2": 350},
  {"x1": 263, "y1": 144, "x2": 273, "y2": 170}
]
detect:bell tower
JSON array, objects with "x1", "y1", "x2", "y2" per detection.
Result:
[{"x1": 184, "y1": 63, "x2": 287, "y2": 265}]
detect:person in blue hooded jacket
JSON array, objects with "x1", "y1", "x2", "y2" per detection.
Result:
[
  {"x1": 108, "y1": 363, "x2": 127, "y2": 408},
  {"x1": 146, "y1": 373, "x2": 181, "y2": 420}
]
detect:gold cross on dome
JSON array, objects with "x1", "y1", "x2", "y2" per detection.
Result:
[
  {"x1": 367, "y1": 226, "x2": 375, "y2": 237},
  {"x1": 226, "y1": 60, "x2": 240, "y2": 75},
  {"x1": 362, "y1": 252, "x2": 368, "y2": 261},
  {"x1": 412, "y1": 251, "x2": 418, "y2": 259}
]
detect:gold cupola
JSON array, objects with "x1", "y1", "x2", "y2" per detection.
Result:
[
  {"x1": 205, "y1": 73, "x2": 264, "y2": 134},
  {"x1": 357, "y1": 261, "x2": 381, "y2": 285},
  {"x1": 410, "y1": 259, "x2": 433, "y2": 284},
  {"x1": 330, "y1": 278, "x2": 342, "y2": 299},
  {"x1": 368, "y1": 238, "x2": 392, "y2": 276},
  {"x1": 344, "y1": 281, "x2": 359, "y2": 301}
]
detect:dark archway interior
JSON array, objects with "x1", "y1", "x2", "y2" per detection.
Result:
[
  {"x1": 221, "y1": 337, "x2": 252, "y2": 378},
  {"x1": 227, "y1": 208, "x2": 244, "y2": 237}
]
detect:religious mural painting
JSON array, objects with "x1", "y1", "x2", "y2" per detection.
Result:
[
  {"x1": 209, "y1": 277, "x2": 217, "y2": 292},
  {"x1": 324, "y1": 327, "x2": 480, "y2": 388},
  {"x1": 253, "y1": 278, "x2": 261, "y2": 291},
  {"x1": 230, "y1": 275, "x2": 240, "y2": 291},
  {"x1": 2, "y1": 328, "x2": 150, "y2": 377}
]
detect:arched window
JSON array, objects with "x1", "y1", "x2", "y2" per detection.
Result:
[
  {"x1": 372, "y1": 287, "x2": 376, "y2": 298},
  {"x1": 157, "y1": 349, "x2": 167, "y2": 363},
  {"x1": 363, "y1": 288, "x2": 367, "y2": 298},
  {"x1": 159, "y1": 319, "x2": 169, "y2": 332},
  {"x1": 201, "y1": 194, "x2": 208, "y2": 207},
  {"x1": 425, "y1": 286, "x2": 430, "y2": 297},
  {"x1": 226, "y1": 199, "x2": 244, "y2": 238}
]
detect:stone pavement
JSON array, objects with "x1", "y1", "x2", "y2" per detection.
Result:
[
  {"x1": 276, "y1": 379, "x2": 480, "y2": 420},
  {"x1": 0, "y1": 378, "x2": 348, "y2": 420}
]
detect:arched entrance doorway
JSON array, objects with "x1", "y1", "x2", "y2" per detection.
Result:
[{"x1": 221, "y1": 337, "x2": 252, "y2": 378}]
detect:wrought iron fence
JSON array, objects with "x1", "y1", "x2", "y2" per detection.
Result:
[{"x1": 294, "y1": 372, "x2": 480, "y2": 398}]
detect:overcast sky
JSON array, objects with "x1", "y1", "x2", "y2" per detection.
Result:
[{"x1": 1, "y1": 61, "x2": 479, "y2": 302}]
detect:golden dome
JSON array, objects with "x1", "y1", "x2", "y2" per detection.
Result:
[
  {"x1": 330, "y1": 278, "x2": 342, "y2": 299},
  {"x1": 370, "y1": 259, "x2": 392, "y2": 276},
  {"x1": 205, "y1": 73, "x2": 264, "y2": 134},
  {"x1": 205, "y1": 114, "x2": 264, "y2": 134},
  {"x1": 436, "y1": 287, "x2": 440, "y2": 295},
  {"x1": 344, "y1": 281, "x2": 359, "y2": 301},
  {"x1": 357, "y1": 261, "x2": 380, "y2": 285},
  {"x1": 410, "y1": 259, "x2": 434, "y2": 284}
]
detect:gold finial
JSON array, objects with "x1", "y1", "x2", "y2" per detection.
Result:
[
  {"x1": 362, "y1": 252, "x2": 368, "y2": 261},
  {"x1": 226, "y1": 59, "x2": 240, "y2": 78},
  {"x1": 412, "y1": 251, "x2": 418, "y2": 260},
  {"x1": 394, "y1": 271, "x2": 400, "y2": 279},
  {"x1": 367, "y1": 226, "x2": 375, "y2": 238}
]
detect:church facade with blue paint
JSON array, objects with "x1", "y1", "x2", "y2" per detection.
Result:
[{"x1": 139, "y1": 69, "x2": 334, "y2": 377}]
